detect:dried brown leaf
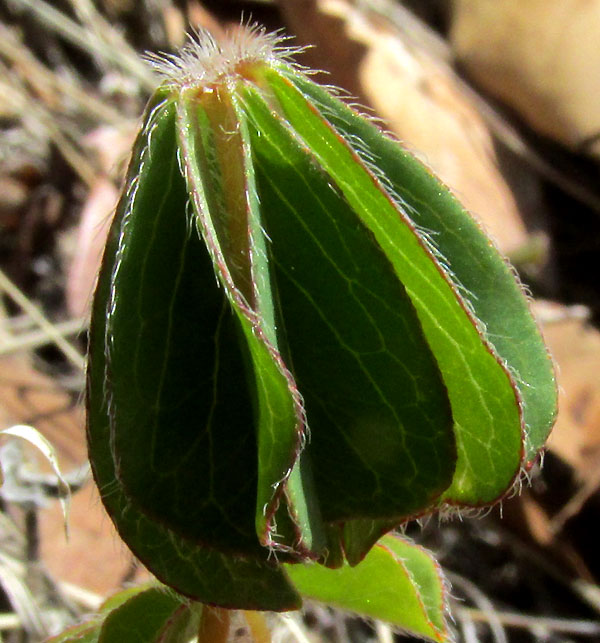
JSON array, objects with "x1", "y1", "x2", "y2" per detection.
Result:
[{"x1": 450, "y1": 0, "x2": 600, "y2": 156}]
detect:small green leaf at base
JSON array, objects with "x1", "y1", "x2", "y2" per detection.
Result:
[
  {"x1": 97, "y1": 587, "x2": 182, "y2": 643},
  {"x1": 285, "y1": 533, "x2": 449, "y2": 642}
]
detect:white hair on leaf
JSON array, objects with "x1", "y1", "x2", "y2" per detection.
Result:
[{"x1": 145, "y1": 24, "x2": 306, "y2": 90}]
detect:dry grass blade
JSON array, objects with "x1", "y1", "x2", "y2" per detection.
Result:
[
  {"x1": 0, "y1": 269, "x2": 85, "y2": 372},
  {"x1": 0, "y1": 60, "x2": 98, "y2": 187},
  {"x1": 273, "y1": 614, "x2": 312, "y2": 643},
  {"x1": 1, "y1": 424, "x2": 73, "y2": 532},
  {"x1": 457, "y1": 606, "x2": 600, "y2": 638},
  {"x1": 67, "y1": 0, "x2": 156, "y2": 84},
  {"x1": 8, "y1": 0, "x2": 155, "y2": 89},
  {"x1": 448, "y1": 571, "x2": 508, "y2": 643},
  {"x1": 0, "y1": 23, "x2": 125, "y2": 127},
  {"x1": 373, "y1": 622, "x2": 394, "y2": 643},
  {"x1": 57, "y1": 581, "x2": 103, "y2": 611},
  {"x1": 0, "y1": 550, "x2": 49, "y2": 639},
  {"x1": 0, "y1": 318, "x2": 84, "y2": 358}
]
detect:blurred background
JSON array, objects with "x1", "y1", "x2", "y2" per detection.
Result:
[{"x1": 1, "y1": 1, "x2": 600, "y2": 641}]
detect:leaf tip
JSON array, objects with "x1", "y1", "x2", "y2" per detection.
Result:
[{"x1": 145, "y1": 24, "x2": 305, "y2": 91}]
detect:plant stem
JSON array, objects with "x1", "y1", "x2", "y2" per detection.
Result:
[
  {"x1": 243, "y1": 610, "x2": 272, "y2": 643},
  {"x1": 197, "y1": 606, "x2": 231, "y2": 643}
]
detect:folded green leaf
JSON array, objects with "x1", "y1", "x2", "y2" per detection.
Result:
[
  {"x1": 176, "y1": 92, "x2": 315, "y2": 555},
  {"x1": 232, "y1": 80, "x2": 455, "y2": 526},
  {"x1": 87, "y1": 90, "x2": 301, "y2": 609},
  {"x1": 87, "y1": 25, "x2": 556, "y2": 626},
  {"x1": 281, "y1": 70, "x2": 556, "y2": 476},
  {"x1": 252, "y1": 67, "x2": 545, "y2": 508},
  {"x1": 286, "y1": 534, "x2": 448, "y2": 642}
]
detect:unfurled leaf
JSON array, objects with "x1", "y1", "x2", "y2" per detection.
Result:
[
  {"x1": 286, "y1": 534, "x2": 448, "y2": 641},
  {"x1": 87, "y1": 24, "x2": 556, "y2": 636}
]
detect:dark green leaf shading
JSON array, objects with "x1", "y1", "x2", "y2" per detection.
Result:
[
  {"x1": 176, "y1": 91, "x2": 320, "y2": 557},
  {"x1": 342, "y1": 518, "x2": 399, "y2": 566},
  {"x1": 46, "y1": 621, "x2": 101, "y2": 643},
  {"x1": 286, "y1": 534, "x2": 448, "y2": 642},
  {"x1": 87, "y1": 93, "x2": 300, "y2": 609},
  {"x1": 105, "y1": 96, "x2": 261, "y2": 554}
]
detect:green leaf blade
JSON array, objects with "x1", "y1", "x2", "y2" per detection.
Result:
[
  {"x1": 285, "y1": 68, "x2": 557, "y2": 467},
  {"x1": 240, "y1": 85, "x2": 456, "y2": 524},
  {"x1": 102, "y1": 97, "x2": 260, "y2": 554},
  {"x1": 286, "y1": 534, "x2": 449, "y2": 642}
]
